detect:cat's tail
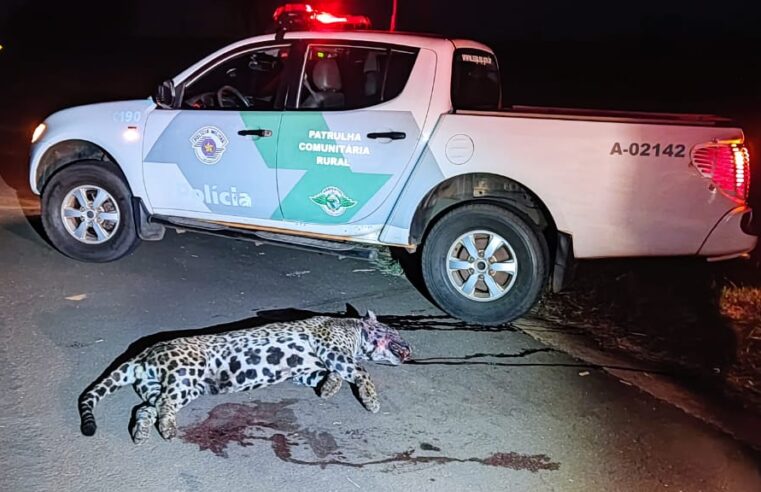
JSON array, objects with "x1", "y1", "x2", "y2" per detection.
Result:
[{"x1": 78, "y1": 360, "x2": 138, "y2": 436}]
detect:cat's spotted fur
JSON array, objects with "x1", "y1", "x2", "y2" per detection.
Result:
[{"x1": 78, "y1": 311, "x2": 410, "y2": 444}]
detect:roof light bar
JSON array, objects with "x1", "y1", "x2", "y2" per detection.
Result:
[{"x1": 273, "y1": 3, "x2": 371, "y2": 32}]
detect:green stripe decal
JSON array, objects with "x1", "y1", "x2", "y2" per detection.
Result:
[
  {"x1": 273, "y1": 112, "x2": 391, "y2": 224},
  {"x1": 240, "y1": 112, "x2": 282, "y2": 169}
]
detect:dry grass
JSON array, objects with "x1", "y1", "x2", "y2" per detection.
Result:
[
  {"x1": 720, "y1": 285, "x2": 761, "y2": 328},
  {"x1": 535, "y1": 254, "x2": 761, "y2": 412},
  {"x1": 719, "y1": 284, "x2": 761, "y2": 406}
]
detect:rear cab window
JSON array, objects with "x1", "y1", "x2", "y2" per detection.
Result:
[{"x1": 452, "y1": 49, "x2": 501, "y2": 110}]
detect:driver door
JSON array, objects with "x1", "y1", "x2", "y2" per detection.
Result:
[{"x1": 142, "y1": 44, "x2": 291, "y2": 223}]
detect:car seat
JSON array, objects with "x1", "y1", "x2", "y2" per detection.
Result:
[
  {"x1": 301, "y1": 59, "x2": 345, "y2": 109},
  {"x1": 363, "y1": 51, "x2": 381, "y2": 103}
]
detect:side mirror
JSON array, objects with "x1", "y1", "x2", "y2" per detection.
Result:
[{"x1": 153, "y1": 79, "x2": 176, "y2": 109}]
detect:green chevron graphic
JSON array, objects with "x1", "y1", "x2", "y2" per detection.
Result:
[
  {"x1": 269, "y1": 112, "x2": 391, "y2": 224},
  {"x1": 240, "y1": 112, "x2": 281, "y2": 169}
]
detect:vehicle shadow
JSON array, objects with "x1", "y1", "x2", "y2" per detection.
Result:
[
  {"x1": 78, "y1": 303, "x2": 525, "y2": 436},
  {"x1": 79, "y1": 304, "x2": 358, "y2": 436},
  {"x1": 79, "y1": 303, "x2": 515, "y2": 394},
  {"x1": 80, "y1": 301, "x2": 663, "y2": 440},
  {"x1": 78, "y1": 300, "x2": 658, "y2": 410},
  {"x1": 79, "y1": 306, "x2": 351, "y2": 392},
  {"x1": 390, "y1": 248, "x2": 434, "y2": 303}
]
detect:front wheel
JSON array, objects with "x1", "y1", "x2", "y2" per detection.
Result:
[
  {"x1": 41, "y1": 161, "x2": 140, "y2": 262},
  {"x1": 421, "y1": 204, "x2": 549, "y2": 325}
]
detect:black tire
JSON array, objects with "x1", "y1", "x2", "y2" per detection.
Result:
[
  {"x1": 421, "y1": 203, "x2": 549, "y2": 325},
  {"x1": 41, "y1": 161, "x2": 140, "y2": 262}
]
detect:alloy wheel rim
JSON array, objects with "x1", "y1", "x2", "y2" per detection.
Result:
[
  {"x1": 446, "y1": 229, "x2": 518, "y2": 302},
  {"x1": 60, "y1": 185, "x2": 120, "y2": 244}
]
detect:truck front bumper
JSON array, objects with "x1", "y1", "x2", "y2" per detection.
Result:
[{"x1": 699, "y1": 206, "x2": 757, "y2": 260}]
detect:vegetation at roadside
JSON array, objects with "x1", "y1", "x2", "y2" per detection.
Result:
[{"x1": 536, "y1": 251, "x2": 761, "y2": 412}]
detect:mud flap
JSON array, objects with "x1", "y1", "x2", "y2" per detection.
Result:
[
  {"x1": 552, "y1": 232, "x2": 575, "y2": 293},
  {"x1": 132, "y1": 198, "x2": 165, "y2": 241}
]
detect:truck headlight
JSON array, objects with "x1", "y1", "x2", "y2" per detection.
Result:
[{"x1": 31, "y1": 123, "x2": 46, "y2": 143}]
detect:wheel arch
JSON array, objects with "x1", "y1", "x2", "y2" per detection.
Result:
[
  {"x1": 408, "y1": 173, "x2": 574, "y2": 292},
  {"x1": 410, "y1": 173, "x2": 556, "y2": 244},
  {"x1": 39, "y1": 158, "x2": 143, "y2": 262},
  {"x1": 34, "y1": 139, "x2": 130, "y2": 194}
]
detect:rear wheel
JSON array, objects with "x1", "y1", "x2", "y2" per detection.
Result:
[
  {"x1": 41, "y1": 161, "x2": 140, "y2": 262},
  {"x1": 421, "y1": 203, "x2": 549, "y2": 325}
]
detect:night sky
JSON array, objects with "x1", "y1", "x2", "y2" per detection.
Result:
[
  {"x1": 3, "y1": 1, "x2": 761, "y2": 41},
  {"x1": 1, "y1": 1, "x2": 761, "y2": 119},
  {"x1": 1, "y1": 0, "x2": 759, "y2": 203}
]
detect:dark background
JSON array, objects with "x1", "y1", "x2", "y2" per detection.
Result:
[{"x1": 1, "y1": 0, "x2": 761, "y2": 203}]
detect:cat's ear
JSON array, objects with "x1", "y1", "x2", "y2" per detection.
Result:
[
  {"x1": 345, "y1": 303, "x2": 361, "y2": 317},
  {"x1": 365, "y1": 310, "x2": 377, "y2": 321}
]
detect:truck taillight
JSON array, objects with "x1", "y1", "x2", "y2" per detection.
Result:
[{"x1": 691, "y1": 142, "x2": 750, "y2": 203}]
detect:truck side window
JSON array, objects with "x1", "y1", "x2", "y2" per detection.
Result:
[
  {"x1": 297, "y1": 45, "x2": 417, "y2": 110},
  {"x1": 452, "y1": 49, "x2": 501, "y2": 110},
  {"x1": 182, "y1": 45, "x2": 290, "y2": 110},
  {"x1": 383, "y1": 50, "x2": 418, "y2": 101}
]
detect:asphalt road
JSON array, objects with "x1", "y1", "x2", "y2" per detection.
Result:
[{"x1": 1, "y1": 130, "x2": 761, "y2": 491}]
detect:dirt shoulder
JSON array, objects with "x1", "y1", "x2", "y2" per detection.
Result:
[{"x1": 532, "y1": 251, "x2": 761, "y2": 418}]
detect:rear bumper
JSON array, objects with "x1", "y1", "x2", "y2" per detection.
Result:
[
  {"x1": 698, "y1": 206, "x2": 757, "y2": 259},
  {"x1": 741, "y1": 208, "x2": 757, "y2": 235}
]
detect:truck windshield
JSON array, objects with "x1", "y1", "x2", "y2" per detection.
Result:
[{"x1": 451, "y1": 49, "x2": 501, "y2": 110}]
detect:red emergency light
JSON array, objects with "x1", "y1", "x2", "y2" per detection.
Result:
[{"x1": 273, "y1": 3, "x2": 371, "y2": 31}]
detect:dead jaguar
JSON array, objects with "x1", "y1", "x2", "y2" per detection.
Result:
[{"x1": 78, "y1": 311, "x2": 411, "y2": 444}]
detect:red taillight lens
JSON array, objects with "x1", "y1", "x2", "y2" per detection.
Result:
[{"x1": 691, "y1": 142, "x2": 750, "y2": 203}]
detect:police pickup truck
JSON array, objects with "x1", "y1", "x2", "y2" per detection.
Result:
[{"x1": 28, "y1": 5, "x2": 756, "y2": 325}]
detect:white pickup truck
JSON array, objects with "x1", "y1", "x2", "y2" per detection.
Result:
[{"x1": 28, "y1": 13, "x2": 756, "y2": 325}]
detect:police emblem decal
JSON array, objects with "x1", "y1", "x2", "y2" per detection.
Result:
[
  {"x1": 309, "y1": 186, "x2": 358, "y2": 217},
  {"x1": 190, "y1": 126, "x2": 228, "y2": 165}
]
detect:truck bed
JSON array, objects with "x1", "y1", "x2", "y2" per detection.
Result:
[{"x1": 429, "y1": 110, "x2": 749, "y2": 258}]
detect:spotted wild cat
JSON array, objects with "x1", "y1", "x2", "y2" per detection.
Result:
[{"x1": 78, "y1": 311, "x2": 411, "y2": 444}]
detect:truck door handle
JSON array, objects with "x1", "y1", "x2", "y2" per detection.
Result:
[
  {"x1": 367, "y1": 131, "x2": 406, "y2": 140},
  {"x1": 238, "y1": 129, "x2": 272, "y2": 137}
]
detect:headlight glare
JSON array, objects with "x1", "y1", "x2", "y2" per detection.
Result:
[{"x1": 31, "y1": 123, "x2": 46, "y2": 144}]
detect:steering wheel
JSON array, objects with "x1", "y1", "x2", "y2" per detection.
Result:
[
  {"x1": 217, "y1": 85, "x2": 250, "y2": 108},
  {"x1": 185, "y1": 92, "x2": 216, "y2": 109}
]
